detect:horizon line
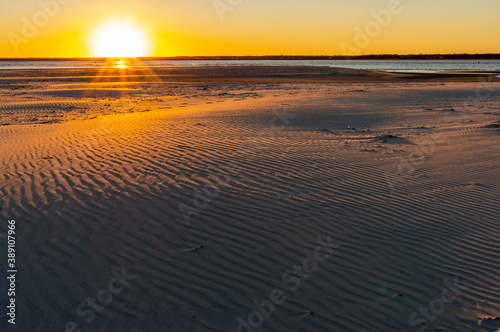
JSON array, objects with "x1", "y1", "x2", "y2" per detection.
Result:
[{"x1": 1, "y1": 53, "x2": 500, "y2": 61}]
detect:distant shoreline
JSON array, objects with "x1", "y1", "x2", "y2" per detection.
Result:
[
  {"x1": 1, "y1": 66, "x2": 498, "y2": 83},
  {"x1": 1, "y1": 54, "x2": 500, "y2": 61}
]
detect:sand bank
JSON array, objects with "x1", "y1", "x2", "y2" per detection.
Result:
[{"x1": 1, "y1": 68, "x2": 499, "y2": 331}]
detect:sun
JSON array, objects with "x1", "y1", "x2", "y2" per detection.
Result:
[{"x1": 91, "y1": 20, "x2": 149, "y2": 58}]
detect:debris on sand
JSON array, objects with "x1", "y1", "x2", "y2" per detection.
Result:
[
  {"x1": 375, "y1": 134, "x2": 412, "y2": 144},
  {"x1": 481, "y1": 121, "x2": 500, "y2": 128}
]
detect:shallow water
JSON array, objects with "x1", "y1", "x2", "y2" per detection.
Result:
[{"x1": 0, "y1": 59, "x2": 499, "y2": 72}]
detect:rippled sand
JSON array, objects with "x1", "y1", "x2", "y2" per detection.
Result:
[{"x1": 1, "y1": 67, "x2": 499, "y2": 332}]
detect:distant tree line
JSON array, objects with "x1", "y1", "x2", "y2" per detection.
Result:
[{"x1": 1, "y1": 54, "x2": 500, "y2": 61}]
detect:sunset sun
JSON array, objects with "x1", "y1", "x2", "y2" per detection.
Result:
[{"x1": 91, "y1": 21, "x2": 150, "y2": 58}]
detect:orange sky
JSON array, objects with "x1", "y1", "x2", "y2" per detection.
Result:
[{"x1": 1, "y1": 0, "x2": 499, "y2": 58}]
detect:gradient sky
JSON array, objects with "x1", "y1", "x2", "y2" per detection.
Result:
[{"x1": 1, "y1": 0, "x2": 499, "y2": 57}]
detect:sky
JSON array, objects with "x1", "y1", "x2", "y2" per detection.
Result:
[{"x1": 0, "y1": 0, "x2": 499, "y2": 58}]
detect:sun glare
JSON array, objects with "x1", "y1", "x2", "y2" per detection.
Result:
[{"x1": 91, "y1": 21, "x2": 149, "y2": 58}]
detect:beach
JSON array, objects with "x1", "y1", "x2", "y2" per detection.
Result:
[{"x1": 1, "y1": 66, "x2": 499, "y2": 332}]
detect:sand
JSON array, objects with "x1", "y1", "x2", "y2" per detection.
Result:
[{"x1": 1, "y1": 66, "x2": 499, "y2": 332}]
